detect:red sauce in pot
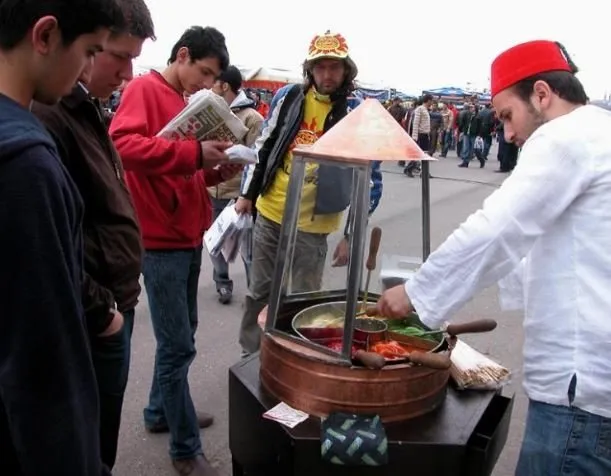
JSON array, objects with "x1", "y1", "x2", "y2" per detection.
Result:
[{"x1": 370, "y1": 341, "x2": 417, "y2": 359}]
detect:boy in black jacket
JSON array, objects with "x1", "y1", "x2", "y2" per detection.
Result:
[{"x1": 0, "y1": 1, "x2": 124, "y2": 475}]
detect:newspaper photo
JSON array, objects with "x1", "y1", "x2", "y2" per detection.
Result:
[{"x1": 156, "y1": 89, "x2": 248, "y2": 144}]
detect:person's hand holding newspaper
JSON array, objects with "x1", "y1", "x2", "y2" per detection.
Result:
[{"x1": 157, "y1": 89, "x2": 255, "y2": 168}]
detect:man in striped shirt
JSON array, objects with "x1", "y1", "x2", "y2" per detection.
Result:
[{"x1": 405, "y1": 94, "x2": 433, "y2": 176}]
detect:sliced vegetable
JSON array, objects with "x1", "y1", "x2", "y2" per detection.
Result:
[{"x1": 383, "y1": 320, "x2": 441, "y2": 342}]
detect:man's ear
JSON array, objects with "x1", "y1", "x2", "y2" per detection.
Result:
[
  {"x1": 532, "y1": 80, "x2": 553, "y2": 110},
  {"x1": 31, "y1": 16, "x2": 61, "y2": 55},
  {"x1": 176, "y1": 46, "x2": 190, "y2": 64}
]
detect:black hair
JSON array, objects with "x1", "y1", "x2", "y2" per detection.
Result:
[
  {"x1": 167, "y1": 26, "x2": 229, "y2": 71},
  {"x1": 114, "y1": 0, "x2": 155, "y2": 40},
  {"x1": 511, "y1": 42, "x2": 588, "y2": 106},
  {"x1": 0, "y1": 0, "x2": 125, "y2": 50},
  {"x1": 422, "y1": 94, "x2": 434, "y2": 103},
  {"x1": 217, "y1": 65, "x2": 242, "y2": 94}
]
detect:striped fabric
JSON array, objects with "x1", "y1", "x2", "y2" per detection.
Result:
[{"x1": 411, "y1": 105, "x2": 431, "y2": 140}]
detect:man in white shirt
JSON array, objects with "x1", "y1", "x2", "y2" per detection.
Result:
[{"x1": 376, "y1": 40, "x2": 611, "y2": 476}]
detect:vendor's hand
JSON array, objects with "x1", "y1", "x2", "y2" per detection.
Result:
[
  {"x1": 98, "y1": 310, "x2": 124, "y2": 337},
  {"x1": 218, "y1": 163, "x2": 243, "y2": 181},
  {"x1": 235, "y1": 197, "x2": 253, "y2": 215},
  {"x1": 257, "y1": 305, "x2": 269, "y2": 329},
  {"x1": 200, "y1": 140, "x2": 232, "y2": 168},
  {"x1": 331, "y1": 237, "x2": 349, "y2": 267},
  {"x1": 375, "y1": 284, "x2": 414, "y2": 318}
]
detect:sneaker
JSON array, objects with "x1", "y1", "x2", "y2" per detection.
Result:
[{"x1": 218, "y1": 287, "x2": 232, "y2": 305}]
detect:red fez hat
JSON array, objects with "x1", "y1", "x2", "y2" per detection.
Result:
[{"x1": 491, "y1": 40, "x2": 572, "y2": 97}]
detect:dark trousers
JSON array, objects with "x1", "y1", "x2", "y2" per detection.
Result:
[
  {"x1": 405, "y1": 133, "x2": 430, "y2": 173},
  {"x1": 482, "y1": 134, "x2": 492, "y2": 158},
  {"x1": 428, "y1": 128, "x2": 440, "y2": 156},
  {"x1": 90, "y1": 309, "x2": 135, "y2": 469},
  {"x1": 498, "y1": 136, "x2": 519, "y2": 171}
]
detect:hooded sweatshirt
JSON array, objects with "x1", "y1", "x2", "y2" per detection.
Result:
[
  {"x1": 207, "y1": 90, "x2": 264, "y2": 200},
  {"x1": 0, "y1": 94, "x2": 104, "y2": 476}
]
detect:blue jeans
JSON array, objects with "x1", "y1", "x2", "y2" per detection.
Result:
[
  {"x1": 460, "y1": 135, "x2": 475, "y2": 163},
  {"x1": 441, "y1": 130, "x2": 453, "y2": 156},
  {"x1": 517, "y1": 378, "x2": 611, "y2": 475},
  {"x1": 209, "y1": 197, "x2": 252, "y2": 291},
  {"x1": 142, "y1": 248, "x2": 202, "y2": 460},
  {"x1": 90, "y1": 309, "x2": 135, "y2": 469}
]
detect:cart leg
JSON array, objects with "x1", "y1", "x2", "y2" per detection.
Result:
[{"x1": 232, "y1": 457, "x2": 244, "y2": 476}]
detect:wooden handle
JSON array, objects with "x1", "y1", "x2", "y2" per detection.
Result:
[
  {"x1": 354, "y1": 350, "x2": 386, "y2": 370},
  {"x1": 408, "y1": 351, "x2": 451, "y2": 370},
  {"x1": 356, "y1": 305, "x2": 379, "y2": 317},
  {"x1": 366, "y1": 227, "x2": 383, "y2": 271},
  {"x1": 446, "y1": 319, "x2": 497, "y2": 336}
]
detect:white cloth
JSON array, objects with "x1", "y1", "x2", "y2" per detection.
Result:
[
  {"x1": 497, "y1": 259, "x2": 525, "y2": 311},
  {"x1": 405, "y1": 105, "x2": 611, "y2": 419}
]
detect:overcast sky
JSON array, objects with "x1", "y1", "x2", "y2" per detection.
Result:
[{"x1": 136, "y1": 0, "x2": 609, "y2": 98}]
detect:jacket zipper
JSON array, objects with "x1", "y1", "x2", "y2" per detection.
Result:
[{"x1": 91, "y1": 101, "x2": 122, "y2": 181}]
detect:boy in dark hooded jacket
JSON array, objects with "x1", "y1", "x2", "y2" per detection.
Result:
[{"x1": 0, "y1": 1, "x2": 124, "y2": 474}]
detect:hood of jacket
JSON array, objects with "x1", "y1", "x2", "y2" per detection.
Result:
[
  {"x1": 230, "y1": 90, "x2": 256, "y2": 111},
  {"x1": 0, "y1": 94, "x2": 56, "y2": 164}
]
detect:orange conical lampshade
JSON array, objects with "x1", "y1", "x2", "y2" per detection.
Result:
[{"x1": 293, "y1": 98, "x2": 432, "y2": 163}]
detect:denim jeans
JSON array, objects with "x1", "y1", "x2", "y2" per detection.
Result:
[
  {"x1": 517, "y1": 378, "x2": 611, "y2": 475},
  {"x1": 441, "y1": 130, "x2": 453, "y2": 157},
  {"x1": 209, "y1": 197, "x2": 252, "y2": 291},
  {"x1": 460, "y1": 135, "x2": 475, "y2": 163},
  {"x1": 90, "y1": 309, "x2": 135, "y2": 469},
  {"x1": 142, "y1": 248, "x2": 203, "y2": 460}
]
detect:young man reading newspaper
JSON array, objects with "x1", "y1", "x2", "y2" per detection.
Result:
[{"x1": 110, "y1": 26, "x2": 240, "y2": 476}]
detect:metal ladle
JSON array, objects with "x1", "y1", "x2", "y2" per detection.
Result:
[{"x1": 362, "y1": 227, "x2": 382, "y2": 312}]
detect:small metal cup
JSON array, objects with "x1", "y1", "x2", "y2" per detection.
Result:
[{"x1": 354, "y1": 318, "x2": 388, "y2": 346}]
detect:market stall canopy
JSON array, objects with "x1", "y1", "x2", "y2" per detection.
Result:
[
  {"x1": 478, "y1": 92, "x2": 492, "y2": 103},
  {"x1": 239, "y1": 66, "x2": 302, "y2": 92},
  {"x1": 422, "y1": 86, "x2": 468, "y2": 100},
  {"x1": 294, "y1": 99, "x2": 432, "y2": 163}
]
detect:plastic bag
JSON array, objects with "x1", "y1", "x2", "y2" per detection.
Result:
[
  {"x1": 204, "y1": 200, "x2": 253, "y2": 262},
  {"x1": 225, "y1": 144, "x2": 257, "y2": 165}
]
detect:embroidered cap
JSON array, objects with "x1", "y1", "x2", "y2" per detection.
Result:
[
  {"x1": 491, "y1": 40, "x2": 572, "y2": 97},
  {"x1": 304, "y1": 30, "x2": 358, "y2": 82}
]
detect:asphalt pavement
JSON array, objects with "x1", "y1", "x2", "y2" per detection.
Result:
[{"x1": 114, "y1": 146, "x2": 526, "y2": 476}]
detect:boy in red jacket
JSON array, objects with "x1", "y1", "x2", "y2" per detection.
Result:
[{"x1": 110, "y1": 26, "x2": 239, "y2": 476}]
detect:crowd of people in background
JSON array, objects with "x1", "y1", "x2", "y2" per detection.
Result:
[{"x1": 386, "y1": 94, "x2": 520, "y2": 174}]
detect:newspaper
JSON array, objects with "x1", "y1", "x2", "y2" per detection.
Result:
[
  {"x1": 156, "y1": 89, "x2": 248, "y2": 143},
  {"x1": 263, "y1": 402, "x2": 309, "y2": 428}
]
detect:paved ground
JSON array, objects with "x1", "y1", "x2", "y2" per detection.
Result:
[{"x1": 114, "y1": 147, "x2": 527, "y2": 476}]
